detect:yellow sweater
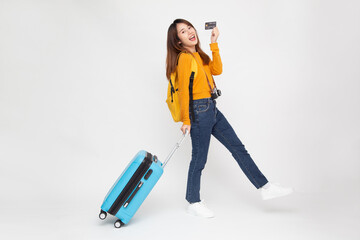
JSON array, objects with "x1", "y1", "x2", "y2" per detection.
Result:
[{"x1": 177, "y1": 42, "x2": 223, "y2": 125}]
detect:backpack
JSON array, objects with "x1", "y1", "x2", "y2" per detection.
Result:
[{"x1": 166, "y1": 53, "x2": 197, "y2": 122}]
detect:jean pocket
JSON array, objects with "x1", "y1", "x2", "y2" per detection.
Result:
[{"x1": 195, "y1": 102, "x2": 210, "y2": 113}]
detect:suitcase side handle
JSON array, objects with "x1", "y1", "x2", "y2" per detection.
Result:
[{"x1": 162, "y1": 130, "x2": 189, "y2": 168}]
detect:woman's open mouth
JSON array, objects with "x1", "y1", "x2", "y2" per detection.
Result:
[{"x1": 189, "y1": 35, "x2": 196, "y2": 41}]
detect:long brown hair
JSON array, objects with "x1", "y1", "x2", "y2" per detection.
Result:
[{"x1": 166, "y1": 19, "x2": 211, "y2": 80}]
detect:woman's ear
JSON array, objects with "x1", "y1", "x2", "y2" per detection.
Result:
[{"x1": 179, "y1": 41, "x2": 182, "y2": 45}]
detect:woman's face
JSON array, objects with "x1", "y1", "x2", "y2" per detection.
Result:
[{"x1": 176, "y1": 23, "x2": 198, "y2": 50}]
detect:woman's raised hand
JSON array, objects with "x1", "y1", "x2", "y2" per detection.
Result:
[{"x1": 211, "y1": 27, "x2": 219, "y2": 43}]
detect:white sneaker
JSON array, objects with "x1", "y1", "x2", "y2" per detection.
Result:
[
  {"x1": 187, "y1": 200, "x2": 215, "y2": 218},
  {"x1": 261, "y1": 182, "x2": 294, "y2": 200}
]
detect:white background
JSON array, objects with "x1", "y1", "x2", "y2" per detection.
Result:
[{"x1": 0, "y1": 0, "x2": 359, "y2": 239}]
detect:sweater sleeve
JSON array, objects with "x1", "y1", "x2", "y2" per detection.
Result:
[
  {"x1": 177, "y1": 53, "x2": 193, "y2": 125},
  {"x1": 209, "y1": 43, "x2": 223, "y2": 75}
]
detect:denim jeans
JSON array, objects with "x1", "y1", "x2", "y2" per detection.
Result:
[{"x1": 186, "y1": 98, "x2": 269, "y2": 203}]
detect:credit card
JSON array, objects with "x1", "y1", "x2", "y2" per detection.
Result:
[{"x1": 205, "y1": 21, "x2": 216, "y2": 30}]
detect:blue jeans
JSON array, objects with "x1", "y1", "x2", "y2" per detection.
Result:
[{"x1": 186, "y1": 98, "x2": 269, "y2": 203}]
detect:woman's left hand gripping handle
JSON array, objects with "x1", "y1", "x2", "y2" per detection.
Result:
[{"x1": 181, "y1": 124, "x2": 191, "y2": 135}]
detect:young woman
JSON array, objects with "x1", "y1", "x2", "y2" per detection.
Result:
[{"x1": 166, "y1": 19, "x2": 293, "y2": 218}]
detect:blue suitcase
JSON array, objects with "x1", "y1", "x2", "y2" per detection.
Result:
[{"x1": 99, "y1": 132, "x2": 187, "y2": 228}]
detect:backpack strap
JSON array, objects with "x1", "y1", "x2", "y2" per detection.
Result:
[
  {"x1": 189, "y1": 71, "x2": 195, "y2": 123},
  {"x1": 172, "y1": 52, "x2": 198, "y2": 124}
]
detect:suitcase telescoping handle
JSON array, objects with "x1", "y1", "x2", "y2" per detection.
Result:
[{"x1": 162, "y1": 130, "x2": 189, "y2": 168}]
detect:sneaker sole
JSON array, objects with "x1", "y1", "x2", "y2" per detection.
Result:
[
  {"x1": 187, "y1": 209, "x2": 215, "y2": 218},
  {"x1": 262, "y1": 189, "x2": 294, "y2": 200}
]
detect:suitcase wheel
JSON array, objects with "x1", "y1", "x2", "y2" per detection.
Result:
[
  {"x1": 99, "y1": 210, "x2": 107, "y2": 220},
  {"x1": 114, "y1": 219, "x2": 124, "y2": 228}
]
